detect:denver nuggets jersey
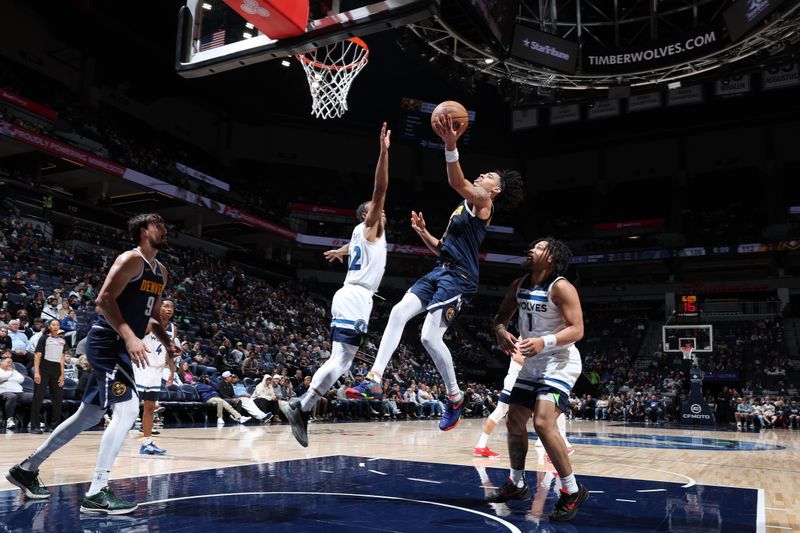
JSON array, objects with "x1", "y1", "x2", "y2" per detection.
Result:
[
  {"x1": 516, "y1": 274, "x2": 582, "y2": 394},
  {"x1": 440, "y1": 200, "x2": 491, "y2": 281},
  {"x1": 97, "y1": 249, "x2": 165, "y2": 339},
  {"x1": 344, "y1": 222, "x2": 387, "y2": 294}
]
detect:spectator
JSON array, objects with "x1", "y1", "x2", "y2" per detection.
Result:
[
  {"x1": 195, "y1": 375, "x2": 250, "y2": 426},
  {"x1": 7, "y1": 319, "x2": 30, "y2": 365},
  {"x1": 251, "y1": 375, "x2": 280, "y2": 422},
  {"x1": 0, "y1": 356, "x2": 28, "y2": 429},
  {"x1": 230, "y1": 374, "x2": 271, "y2": 423}
]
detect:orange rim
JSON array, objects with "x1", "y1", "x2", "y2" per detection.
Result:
[{"x1": 296, "y1": 37, "x2": 369, "y2": 71}]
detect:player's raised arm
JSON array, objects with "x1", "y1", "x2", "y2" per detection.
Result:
[
  {"x1": 432, "y1": 115, "x2": 492, "y2": 213},
  {"x1": 94, "y1": 251, "x2": 151, "y2": 367},
  {"x1": 323, "y1": 243, "x2": 350, "y2": 263},
  {"x1": 363, "y1": 122, "x2": 390, "y2": 242},
  {"x1": 410, "y1": 211, "x2": 442, "y2": 256}
]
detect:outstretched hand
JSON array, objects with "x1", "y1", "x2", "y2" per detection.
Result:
[
  {"x1": 410, "y1": 211, "x2": 426, "y2": 234},
  {"x1": 379, "y1": 122, "x2": 391, "y2": 152},
  {"x1": 324, "y1": 249, "x2": 346, "y2": 263},
  {"x1": 432, "y1": 114, "x2": 460, "y2": 150}
]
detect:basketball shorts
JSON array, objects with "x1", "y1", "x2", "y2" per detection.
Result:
[
  {"x1": 82, "y1": 326, "x2": 138, "y2": 408},
  {"x1": 134, "y1": 364, "x2": 164, "y2": 401},
  {"x1": 408, "y1": 267, "x2": 477, "y2": 327},
  {"x1": 508, "y1": 378, "x2": 572, "y2": 413},
  {"x1": 330, "y1": 284, "x2": 373, "y2": 347}
]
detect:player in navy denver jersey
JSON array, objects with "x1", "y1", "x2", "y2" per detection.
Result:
[
  {"x1": 7, "y1": 213, "x2": 174, "y2": 515},
  {"x1": 347, "y1": 113, "x2": 523, "y2": 431}
]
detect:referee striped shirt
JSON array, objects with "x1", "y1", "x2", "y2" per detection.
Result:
[{"x1": 35, "y1": 334, "x2": 66, "y2": 363}]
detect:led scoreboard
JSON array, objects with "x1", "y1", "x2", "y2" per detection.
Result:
[{"x1": 677, "y1": 293, "x2": 701, "y2": 318}]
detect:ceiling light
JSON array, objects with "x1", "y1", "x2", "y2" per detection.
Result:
[
  {"x1": 667, "y1": 81, "x2": 682, "y2": 90},
  {"x1": 484, "y1": 58, "x2": 495, "y2": 64},
  {"x1": 202, "y1": 3, "x2": 212, "y2": 10},
  {"x1": 245, "y1": 22, "x2": 254, "y2": 29},
  {"x1": 243, "y1": 32, "x2": 252, "y2": 39},
  {"x1": 280, "y1": 59, "x2": 291, "y2": 67}
]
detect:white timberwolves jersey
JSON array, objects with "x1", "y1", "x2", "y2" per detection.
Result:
[
  {"x1": 142, "y1": 322, "x2": 179, "y2": 369},
  {"x1": 344, "y1": 222, "x2": 387, "y2": 294},
  {"x1": 516, "y1": 275, "x2": 582, "y2": 394}
]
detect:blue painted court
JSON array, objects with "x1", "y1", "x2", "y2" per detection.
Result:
[{"x1": 0, "y1": 456, "x2": 761, "y2": 532}]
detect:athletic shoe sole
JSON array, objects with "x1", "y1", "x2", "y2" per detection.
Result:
[
  {"x1": 5, "y1": 472, "x2": 50, "y2": 500},
  {"x1": 80, "y1": 503, "x2": 138, "y2": 515}
]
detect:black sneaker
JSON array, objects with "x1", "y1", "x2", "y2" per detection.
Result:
[
  {"x1": 485, "y1": 477, "x2": 531, "y2": 503},
  {"x1": 281, "y1": 398, "x2": 311, "y2": 447},
  {"x1": 80, "y1": 486, "x2": 137, "y2": 515},
  {"x1": 6, "y1": 464, "x2": 50, "y2": 499},
  {"x1": 29, "y1": 428, "x2": 43, "y2": 435},
  {"x1": 548, "y1": 482, "x2": 588, "y2": 521}
]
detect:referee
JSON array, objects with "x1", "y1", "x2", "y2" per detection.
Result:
[{"x1": 30, "y1": 319, "x2": 66, "y2": 434}]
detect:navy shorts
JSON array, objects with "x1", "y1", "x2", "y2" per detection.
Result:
[
  {"x1": 508, "y1": 378, "x2": 571, "y2": 413},
  {"x1": 82, "y1": 326, "x2": 138, "y2": 408},
  {"x1": 408, "y1": 267, "x2": 476, "y2": 326}
]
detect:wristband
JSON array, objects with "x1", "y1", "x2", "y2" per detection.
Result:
[
  {"x1": 444, "y1": 148, "x2": 459, "y2": 163},
  {"x1": 494, "y1": 324, "x2": 506, "y2": 333},
  {"x1": 543, "y1": 334, "x2": 557, "y2": 348}
]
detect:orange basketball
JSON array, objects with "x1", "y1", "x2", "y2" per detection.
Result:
[{"x1": 431, "y1": 100, "x2": 469, "y2": 136}]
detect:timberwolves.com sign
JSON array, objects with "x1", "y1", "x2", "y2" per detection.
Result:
[{"x1": 583, "y1": 28, "x2": 723, "y2": 74}]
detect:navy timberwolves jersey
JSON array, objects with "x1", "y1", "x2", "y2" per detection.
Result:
[
  {"x1": 439, "y1": 200, "x2": 491, "y2": 281},
  {"x1": 97, "y1": 249, "x2": 165, "y2": 339}
]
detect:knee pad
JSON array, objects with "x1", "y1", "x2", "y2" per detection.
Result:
[{"x1": 489, "y1": 401, "x2": 509, "y2": 423}]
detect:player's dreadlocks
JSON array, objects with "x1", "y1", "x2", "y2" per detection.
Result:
[
  {"x1": 528, "y1": 237, "x2": 573, "y2": 280},
  {"x1": 493, "y1": 169, "x2": 524, "y2": 210}
]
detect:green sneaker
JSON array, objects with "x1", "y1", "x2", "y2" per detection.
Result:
[
  {"x1": 80, "y1": 487, "x2": 138, "y2": 515},
  {"x1": 6, "y1": 464, "x2": 50, "y2": 499}
]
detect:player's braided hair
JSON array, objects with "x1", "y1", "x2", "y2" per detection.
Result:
[
  {"x1": 128, "y1": 213, "x2": 165, "y2": 245},
  {"x1": 494, "y1": 169, "x2": 524, "y2": 210},
  {"x1": 528, "y1": 237, "x2": 573, "y2": 279}
]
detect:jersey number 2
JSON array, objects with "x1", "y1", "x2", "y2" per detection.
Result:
[
  {"x1": 145, "y1": 296, "x2": 155, "y2": 317},
  {"x1": 349, "y1": 246, "x2": 362, "y2": 271}
]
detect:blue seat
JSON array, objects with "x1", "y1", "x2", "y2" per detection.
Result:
[{"x1": 13, "y1": 362, "x2": 26, "y2": 376}]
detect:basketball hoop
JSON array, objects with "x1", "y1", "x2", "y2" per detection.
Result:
[
  {"x1": 296, "y1": 37, "x2": 369, "y2": 119},
  {"x1": 680, "y1": 344, "x2": 694, "y2": 361}
]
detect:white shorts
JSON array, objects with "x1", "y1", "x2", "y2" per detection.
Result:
[
  {"x1": 134, "y1": 364, "x2": 164, "y2": 392},
  {"x1": 518, "y1": 344, "x2": 582, "y2": 396},
  {"x1": 330, "y1": 284, "x2": 373, "y2": 346}
]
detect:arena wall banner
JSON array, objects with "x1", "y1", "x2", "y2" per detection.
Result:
[
  {"x1": 724, "y1": 0, "x2": 788, "y2": 42},
  {"x1": 587, "y1": 99, "x2": 620, "y2": 120},
  {"x1": 0, "y1": 120, "x2": 125, "y2": 176},
  {"x1": 511, "y1": 108, "x2": 538, "y2": 131},
  {"x1": 714, "y1": 74, "x2": 752, "y2": 96},
  {"x1": 583, "y1": 26, "x2": 724, "y2": 75},
  {"x1": 667, "y1": 85, "x2": 704, "y2": 107},
  {"x1": 627, "y1": 92, "x2": 662, "y2": 112},
  {"x1": 290, "y1": 203, "x2": 356, "y2": 218},
  {"x1": 763, "y1": 63, "x2": 800, "y2": 90},
  {"x1": 0, "y1": 89, "x2": 58, "y2": 121},
  {"x1": 549, "y1": 103, "x2": 580, "y2": 125},
  {"x1": 175, "y1": 163, "x2": 231, "y2": 191}
]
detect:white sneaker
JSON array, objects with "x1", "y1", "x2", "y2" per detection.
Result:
[
  {"x1": 6, "y1": 418, "x2": 15, "y2": 429},
  {"x1": 238, "y1": 416, "x2": 252, "y2": 424},
  {"x1": 216, "y1": 418, "x2": 225, "y2": 425}
]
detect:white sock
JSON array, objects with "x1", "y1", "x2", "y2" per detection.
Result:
[
  {"x1": 87, "y1": 397, "x2": 139, "y2": 496},
  {"x1": 560, "y1": 473, "x2": 578, "y2": 494},
  {"x1": 510, "y1": 468, "x2": 525, "y2": 488},
  {"x1": 475, "y1": 466, "x2": 490, "y2": 484},
  {"x1": 558, "y1": 414, "x2": 572, "y2": 448},
  {"x1": 301, "y1": 342, "x2": 357, "y2": 412},
  {"x1": 370, "y1": 293, "x2": 425, "y2": 377},
  {"x1": 477, "y1": 432, "x2": 490, "y2": 448}
]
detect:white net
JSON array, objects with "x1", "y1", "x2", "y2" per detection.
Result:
[
  {"x1": 681, "y1": 345, "x2": 694, "y2": 360},
  {"x1": 296, "y1": 38, "x2": 369, "y2": 119}
]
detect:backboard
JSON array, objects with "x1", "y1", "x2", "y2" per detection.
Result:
[
  {"x1": 662, "y1": 325, "x2": 713, "y2": 353},
  {"x1": 176, "y1": 0, "x2": 439, "y2": 78}
]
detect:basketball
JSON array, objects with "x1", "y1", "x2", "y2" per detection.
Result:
[{"x1": 431, "y1": 100, "x2": 469, "y2": 136}]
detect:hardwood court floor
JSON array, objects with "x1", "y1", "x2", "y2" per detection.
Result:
[{"x1": 0, "y1": 418, "x2": 797, "y2": 531}]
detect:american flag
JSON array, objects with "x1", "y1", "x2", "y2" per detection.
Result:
[{"x1": 199, "y1": 29, "x2": 226, "y2": 51}]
